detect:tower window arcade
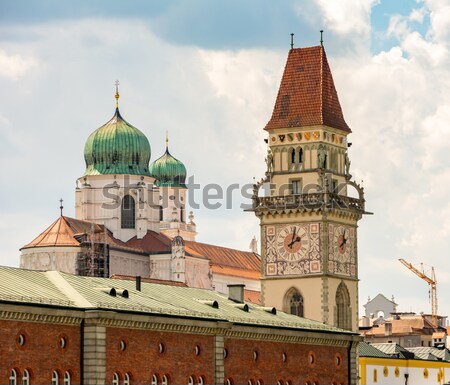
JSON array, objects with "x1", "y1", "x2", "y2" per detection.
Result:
[{"x1": 121, "y1": 195, "x2": 136, "y2": 229}]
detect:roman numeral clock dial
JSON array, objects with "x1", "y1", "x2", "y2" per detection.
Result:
[{"x1": 276, "y1": 225, "x2": 310, "y2": 262}]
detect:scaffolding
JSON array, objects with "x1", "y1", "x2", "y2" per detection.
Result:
[{"x1": 76, "y1": 224, "x2": 110, "y2": 277}]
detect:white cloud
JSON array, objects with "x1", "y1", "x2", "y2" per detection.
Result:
[{"x1": 0, "y1": 50, "x2": 37, "y2": 80}]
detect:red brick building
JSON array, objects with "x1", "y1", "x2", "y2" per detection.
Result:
[{"x1": 0, "y1": 266, "x2": 359, "y2": 385}]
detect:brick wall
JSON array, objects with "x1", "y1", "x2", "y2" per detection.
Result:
[
  {"x1": 0, "y1": 320, "x2": 80, "y2": 385},
  {"x1": 224, "y1": 338, "x2": 349, "y2": 385},
  {"x1": 105, "y1": 327, "x2": 215, "y2": 385}
]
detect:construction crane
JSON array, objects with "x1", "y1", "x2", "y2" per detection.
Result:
[{"x1": 398, "y1": 259, "x2": 438, "y2": 327}]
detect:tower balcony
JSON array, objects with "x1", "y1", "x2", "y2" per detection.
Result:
[{"x1": 251, "y1": 192, "x2": 366, "y2": 213}]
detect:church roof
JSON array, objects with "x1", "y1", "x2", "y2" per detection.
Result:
[
  {"x1": 265, "y1": 45, "x2": 351, "y2": 133},
  {"x1": 21, "y1": 216, "x2": 103, "y2": 249},
  {"x1": 149, "y1": 146, "x2": 187, "y2": 188}
]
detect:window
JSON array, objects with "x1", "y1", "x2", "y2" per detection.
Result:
[
  {"x1": 298, "y1": 148, "x2": 303, "y2": 163},
  {"x1": 225, "y1": 379, "x2": 233, "y2": 385},
  {"x1": 22, "y1": 370, "x2": 30, "y2": 385},
  {"x1": 9, "y1": 369, "x2": 17, "y2": 385},
  {"x1": 373, "y1": 369, "x2": 377, "y2": 383},
  {"x1": 124, "y1": 373, "x2": 130, "y2": 385},
  {"x1": 285, "y1": 288, "x2": 304, "y2": 317},
  {"x1": 162, "y1": 375, "x2": 168, "y2": 385},
  {"x1": 291, "y1": 180, "x2": 301, "y2": 195},
  {"x1": 291, "y1": 149, "x2": 295, "y2": 164},
  {"x1": 151, "y1": 375, "x2": 158, "y2": 385},
  {"x1": 180, "y1": 206, "x2": 185, "y2": 222},
  {"x1": 52, "y1": 371, "x2": 59, "y2": 385},
  {"x1": 64, "y1": 372, "x2": 70, "y2": 385},
  {"x1": 121, "y1": 195, "x2": 135, "y2": 229},
  {"x1": 159, "y1": 206, "x2": 164, "y2": 221},
  {"x1": 113, "y1": 373, "x2": 119, "y2": 385},
  {"x1": 335, "y1": 282, "x2": 351, "y2": 330},
  {"x1": 188, "y1": 376, "x2": 195, "y2": 385},
  {"x1": 197, "y1": 377, "x2": 204, "y2": 385}
]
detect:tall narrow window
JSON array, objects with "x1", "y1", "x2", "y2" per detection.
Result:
[
  {"x1": 113, "y1": 373, "x2": 119, "y2": 385},
  {"x1": 121, "y1": 195, "x2": 135, "y2": 229},
  {"x1": 159, "y1": 206, "x2": 164, "y2": 221},
  {"x1": 9, "y1": 369, "x2": 17, "y2": 385},
  {"x1": 180, "y1": 206, "x2": 185, "y2": 223},
  {"x1": 298, "y1": 148, "x2": 303, "y2": 163},
  {"x1": 22, "y1": 370, "x2": 30, "y2": 385},
  {"x1": 124, "y1": 373, "x2": 130, "y2": 385},
  {"x1": 151, "y1": 375, "x2": 158, "y2": 385},
  {"x1": 63, "y1": 372, "x2": 70, "y2": 385},
  {"x1": 188, "y1": 376, "x2": 195, "y2": 385},
  {"x1": 162, "y1": 375, "x2": 168, "y2": 385},
  {"x1": 291, "y1": 180, "x2": 301, "y2": 195},
  {"x1": 335, "y1": 282, "x2": 351, "y2": 330},
  {"x1": 197, "y1": 377, "x2": 204, "y2": 385},
  {"x1": 51, "y1": 371, "x2": 59, "y2": 385},
  {"x1": 291, "y1": 149, "x2": 295, "y2": 164}
]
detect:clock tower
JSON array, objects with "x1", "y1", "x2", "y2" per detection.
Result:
[{"x1": 251, "y1": 44, "x2": 369, "y2": 332}]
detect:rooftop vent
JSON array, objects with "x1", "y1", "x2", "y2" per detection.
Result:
[
  {"x1": 262, "y1": 306, "x2": 277, "y2": 315},
  {"x1": 100, "y1": 287, "x2": 116, "y2": 297},
  {"x1": 116, "y1": 289, "x2": 129, "y2": 298},
  {"x1": 227, "y1": 284, "x2": 245, "y2": 303},
  {"x1": 232, "y1": 303, "x2": 249, "y2": 312},
  {"x1": 197, "y1": 299, "x2": 219, "y2": 309}
]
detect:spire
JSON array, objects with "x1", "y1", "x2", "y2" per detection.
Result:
[
  {"x1": 264, "y1": 45, "x2": 351, "y2": 133},
  {"x1": 59, "y1": 198, "x2": 64, "y2": 216},
  {"x1": 166, "y1": 130, "x2": 169, "y2": 150},
  {"x1": 115, "y1": 80, "x2": 120, "y2": 108}
]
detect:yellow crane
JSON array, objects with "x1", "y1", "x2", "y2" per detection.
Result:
[{"x1": 398, "y1": 258, "x2": 438, "y2": 327}]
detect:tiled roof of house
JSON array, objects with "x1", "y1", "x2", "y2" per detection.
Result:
[
  {"x1": 265, "y1": 46, "x2": 350, "y2": 133},
  {"x1": 0, "y1": 266, "x2": 353, "y2": 334}
]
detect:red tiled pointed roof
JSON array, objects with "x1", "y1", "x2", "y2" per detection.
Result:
[
  {"x1": 265, "y1": 46, "x2": 351, "y2": 133},
  {"x1": 21, "y1": 216, "x2": 103, "y2": 249}
]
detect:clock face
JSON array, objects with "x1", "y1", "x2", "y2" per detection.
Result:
[
  {"x1": 333, "y1": 226, "x2": 352, "y2": 263},
  {"x1": 276, "y1": 225, "x2": 310, "y2": 262}
]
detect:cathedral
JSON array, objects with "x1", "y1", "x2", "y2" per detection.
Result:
[{"x1": 19, "y1": 42, "x2": 367, "y2": 333}]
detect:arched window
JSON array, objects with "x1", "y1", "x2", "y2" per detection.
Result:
[
  {"x1": 9, "y1": 369, "x2": 17, "y2": 385},
  {"x1": 162, "y1": 375, "x2": 168, "y2": 385},
  {"x1": 335, "y1": 282, "x2": 351, "y2": 330},
  {"x1": 298, "y1": 148, "x2": 303, "y2": 163},
  {"x1": 188, "y1": 376, "x2": 195, "y2": 385},
  {"x1": 51, "y1": 371, "x2": 59, "y2": 385},
  {"x1": 159, "y1": 205, "x2": 164, "y2": 221},
  {"x1": 291, "y1": 149, "x2": 295, "y2": 164},
  {"x1": 22, "y1": 369, "x2": 30, "y2": 385},
  {"x1": 284, "y1": 288, "x2": 304, "y2": 317},
  {"x1": 225, "y1": 379, "x2": 233, "y2": 385},
  {"x1": 64, "y1": 372, "x2": 70, "y2": 385},
  {"x1": 124, "y1": 373, "x2": 130, "y2": 385},
  {"x1": 113, "y1": 373, "x2": 120, "y2": 385},
  {"x1": 151, "y1": 375, "x2": 158, "y2": 385},
  {"x1": 197, "y1": 377, "x2": 204, "y2": 385},
  {"x1": 121, "y1": 195, "x2": 135, "y2": 229}
]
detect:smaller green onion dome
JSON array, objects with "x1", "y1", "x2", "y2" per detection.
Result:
[
  {"x1": 149, "y1": 146, "x2": 187, "y2": 188},
  {"x1": 83, "y1": 108, "x2": 151, "y2": 176}
]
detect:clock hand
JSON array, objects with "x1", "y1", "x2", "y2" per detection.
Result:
[{"x1": 288, "y1": 227, "x2": 297, "y2": 249}]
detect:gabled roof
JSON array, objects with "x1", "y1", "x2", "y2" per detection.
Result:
[
  {"x1": 407, "y1": 347, "x2": 450, "y2": 361},
  {"x1": 359, "y1": 342, "x2": 391, "y2": 358},
  {"x1": 21, "y1": 216, "x2": 103, "y2": 249},
  {"x1": 0, "y1": 266, "x2": 353, "y2": 334},
  {"x1": 371, "y1": 343, "x2": 415, "y2": 359},
  {"x1": 265, "y1": 46, "x2": 351, "y2": 133}
]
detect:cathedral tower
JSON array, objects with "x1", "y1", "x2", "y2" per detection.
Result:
[{"x1": 252, "y1": 45, "x2": 368, "y2": 331}]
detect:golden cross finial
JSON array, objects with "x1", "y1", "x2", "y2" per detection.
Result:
[
  {"x1": 115, "y1": 80, "x2": 120, "y2": 108},
  {"x1": 166, "y1": 130, "x2": 169, "y2": 149}
]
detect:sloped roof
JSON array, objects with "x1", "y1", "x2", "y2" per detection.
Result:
[
  {"x1": 265, "y1": 46, "x2": 350, "y2": 132},
  {"x1": 245, "y1": 289, "x2": 261, "y2": 305},
  {"x1": 0, "y1": 266, "x2": 353, "y2": 334},
  {"x1": 110, "y1": 274, "x2": 188, "y2": 287},
  {"x1": 21, "y1": 216, "x2": 103, "y2": 249},
  {"x1": 371, "y1": 343, "x2": 415, "y2": 359},
  {"x1": 407, "y1": 347, "x2": 450, "y2": 361},
  {"x1": 359, "y1": 342, "x2": 391, "y2": 358}
]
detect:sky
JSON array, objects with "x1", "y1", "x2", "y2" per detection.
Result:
[{"x1": 1, "y1": 0, "x2": 450, "y2": 320}]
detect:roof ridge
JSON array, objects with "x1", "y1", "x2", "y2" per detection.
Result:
[{"x1": 44, "y1": 271, "x2": 93, "y2": 308}]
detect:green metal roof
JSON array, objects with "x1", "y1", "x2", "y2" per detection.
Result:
[
  {"x1": 359, "y1": 342, "x2": 391, "y2": 358},
  {"x1": 83, "y1": 108, "x2": 151, "y2": 176},
  {"x1": 149, "y1": 147, "x2": 187, "y2": 188},
  {"x1": 0, "y1": 266, "x2": 354, "y2": 334}
]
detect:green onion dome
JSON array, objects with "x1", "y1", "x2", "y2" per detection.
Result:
[
  {"x1": 149, "y1": 146, "x2": 187, "y2": 188},
  {"x1": 83, "y1": 108, "x2": 151, "y2": 176}
]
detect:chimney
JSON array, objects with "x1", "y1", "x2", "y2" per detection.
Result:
[
  {"x1": 385, "y1": 322, "x2": 392, "y2": 336},
  {"x1": 228, "y1": 284, "x2": 245, "y2": 303},
  {"x1": 136, "y1": 276, "x2": 141, "y2": 291}
]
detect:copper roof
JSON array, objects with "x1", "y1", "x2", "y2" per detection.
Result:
[
  {"x1": 184, "y1": 240, "x2": 261, "y2": 272},
  {"x1": 21, "y1": 216, "x2": 103, "y2": 249},
  {"x1": 265, "y1": 46, "x2": 351, "y2": 133}
]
